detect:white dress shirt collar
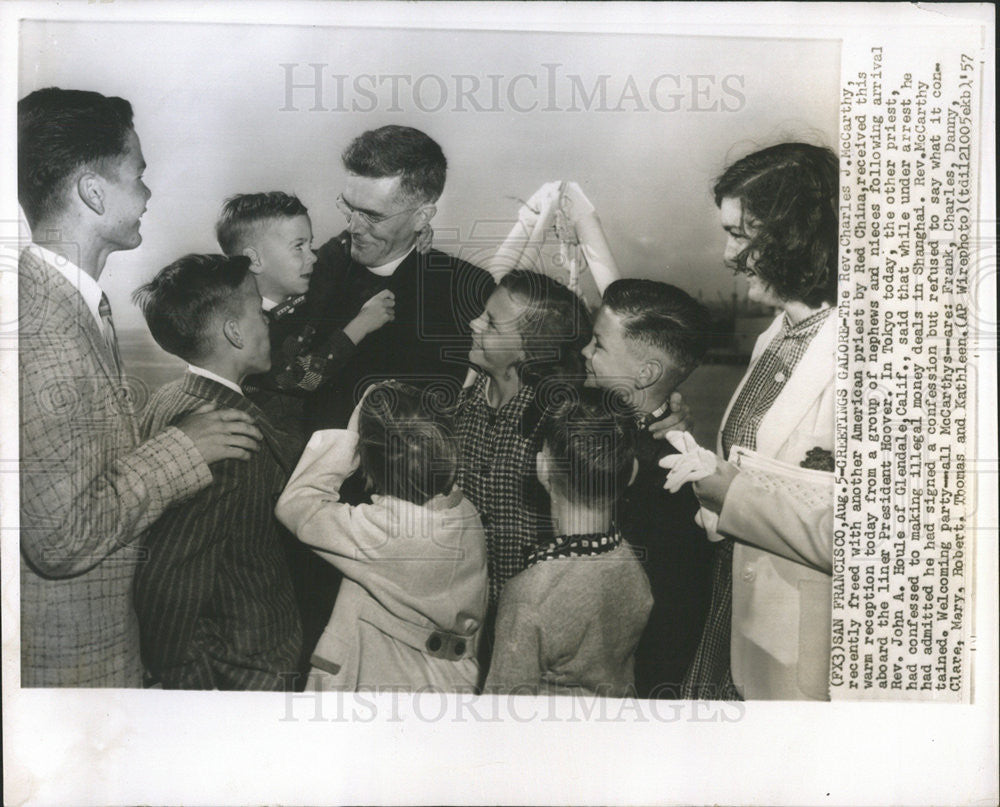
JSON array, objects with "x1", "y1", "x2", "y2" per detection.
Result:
[
  {"x1": 261, "y1": 296, "x2": 280, "y2": 312},
  {"x1": 28, "y1": 243, "x2": 104, "y2": 331},
  {"x1": 187, "y1": 364, "x2": 244, "y2": 396}
]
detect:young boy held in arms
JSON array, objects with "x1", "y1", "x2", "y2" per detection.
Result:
[{"x1": 214, "y1": 191, "x2": 395, "y2": 432}]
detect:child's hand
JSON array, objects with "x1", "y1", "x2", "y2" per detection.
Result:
[
  {"x1": 344, "y1": 290, "x2": 395, "y2": 344},
  {"x1": 648, "y1": 391, "x2": 694, "y2": 439}
]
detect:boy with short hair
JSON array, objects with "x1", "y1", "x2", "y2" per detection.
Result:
[
  {"x1": 215, "y1": 192, "x2": 397, "y2": 676},
  {"x1": 581, "y1": 279, "x2": 714, "y2": 698},
  {"x1": 132, "y1": 253, "x2": 302, "y2": 689},
  {"x1": 484, "y1": 388, "x2": 653, "y2": 696},
  {"x1": 215, "y1": 191, "x2": 395, "y2": 430}
]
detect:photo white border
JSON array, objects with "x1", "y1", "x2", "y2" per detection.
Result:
[{"x1": 1, "y1": 3, "x2": 995, "y2": 805}]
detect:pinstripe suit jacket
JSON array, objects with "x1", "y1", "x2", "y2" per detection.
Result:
[
  {"x1": 19, "y1": 249, "x2": 211, "y2": 688},
  {"x1": 134, "y1": 373, "x2": 302, "y2": 689}
]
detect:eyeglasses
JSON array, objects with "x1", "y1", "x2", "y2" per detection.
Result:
[{"x1": 336, "y1": 194, "x2": 420, "y2": 227}]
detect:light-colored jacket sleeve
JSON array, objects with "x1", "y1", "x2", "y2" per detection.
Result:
[
  {"x1": 712, "y1": 312, "x2": 835, "y2": 576},
  {"x1": 19, "y1": 331, "x2": 211, "y2": 577},
  {"x1": 484, "y1": 590, "x2": 544, "y2": 694},
  {"x1": 717, "y1": 473, "x2": 833, "y2": 574},
  {"x1": 275, "y1": 429, "x2": 360, "y2": 539},
  {"x1": 276, "y1": 429, "x2": 405, "y2": 584}
]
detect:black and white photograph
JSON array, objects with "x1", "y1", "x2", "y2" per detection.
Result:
[{"x1": 2, "y1": 2, "x2": 996, "y2": 805}]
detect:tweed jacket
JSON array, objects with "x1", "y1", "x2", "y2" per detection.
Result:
[
  {"x1": 715, "y1": 311, "x2": 836, "y2": 700},
  {"x1": 134, "y1": 373, "x2": 302, "y2": 689},
  {"x1": 19, "y1": 248, "x2": 210, "y2": 687},
  {"x1": 485, "y1": 541, "x2": 653, "y2": 697},
  {"x1": 276, "y1": 429, "x2": 488, "y2": 691}
]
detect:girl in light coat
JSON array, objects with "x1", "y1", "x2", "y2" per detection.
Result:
[{"x1": 276, "y1": 381, "x2": 488, "y2": 691}]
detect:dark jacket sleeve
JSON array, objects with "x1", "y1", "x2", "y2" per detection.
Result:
[{"x1": 625, "y1": 440, "x2": 713, "y2": 696}]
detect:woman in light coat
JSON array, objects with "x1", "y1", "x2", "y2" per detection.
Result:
[{"x1": 674, "y1": 143, "x2": 839, "y2": 701}]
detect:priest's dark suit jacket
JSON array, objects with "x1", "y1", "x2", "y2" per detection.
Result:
[{"x1": 301, "y1": 232, "x2": 495, "y2": 431}]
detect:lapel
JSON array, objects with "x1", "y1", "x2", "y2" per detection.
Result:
[
  {"x1": 714, "y1": 313, "x2": 784, "y2": 455},
  {"x1": 20, "y1": 248, "x2": 122, "y2": 389},
  {"x1": 755, "y1": 310, "x2": 836, "y2": 457},
  {"x1": 179, "y1": 373, "x2": 297, "y2": 474}
]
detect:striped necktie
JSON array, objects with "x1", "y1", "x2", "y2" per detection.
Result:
[{"x1": 98, "y1": 293, "x2": 123, "y2": 380}]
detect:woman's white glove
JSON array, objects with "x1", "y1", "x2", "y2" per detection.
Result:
[
  {"x1": 658, "y1": 431, "x2": 725, "y2": 540},
  {"x1": 658, "y1": 431, "x2": 717, "y2": 492}
]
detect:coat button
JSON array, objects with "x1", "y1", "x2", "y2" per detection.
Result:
[
  {"x1": 741, "y1": 564, "x2": 756, "y2": 582},
  {"x1": 426, "y1": 634, "x2": 442, "y2": 652}
]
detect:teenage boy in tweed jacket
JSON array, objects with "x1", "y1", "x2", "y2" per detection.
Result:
[{"x1": 17, "y1": 87, "x2": 262, "y2": 687}]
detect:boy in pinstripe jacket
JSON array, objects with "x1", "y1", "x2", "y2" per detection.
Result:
[{"x1": 132, "y1": 254, "x2": 302, "y2": 689}]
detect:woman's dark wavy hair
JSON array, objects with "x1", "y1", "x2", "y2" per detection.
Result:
[
  {"x1": 497, "y1": 269, "x2": 592, "y2": 387},
  {"x1": 714, "y1": 142, "x2": 839, "y2": 308}
]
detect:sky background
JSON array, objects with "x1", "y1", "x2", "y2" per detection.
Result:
[{"x1": 20, "y1": 20, "x2": 839, "y2": 330}]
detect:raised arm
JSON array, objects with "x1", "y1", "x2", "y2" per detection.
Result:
[{"x1": 274, "y1": 429, "x2": 361, "y2": 537}]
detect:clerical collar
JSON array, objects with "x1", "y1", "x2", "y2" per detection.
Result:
[
  {"x1": 365, "y1": 246, "x2": 415, "y2": 277},
  {"x1": 27, "y1": 243, "x2": 104, "y2": 331},
  {"x1": 187, "y1": 365, "x2": 244, "y2": 396}
]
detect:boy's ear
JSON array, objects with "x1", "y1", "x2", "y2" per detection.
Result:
[
  {"x1": 222, "y1": 318, "x2": 244, "y2": 350},
  {"x1": 77, "y1": 172, "x2": 105, "y2": 216},
  {"x1": 636, "y1": 358, "x2": 663, "y2": 390},
  {"x1": 242, "y1": 246, "x2": 262, "y2": 272}
]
